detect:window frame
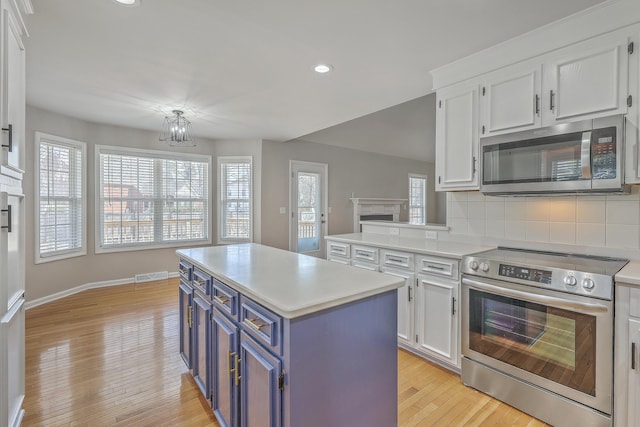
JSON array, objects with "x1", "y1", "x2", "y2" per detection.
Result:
[
  {"x1": 34, "y1": 132, "x2": 87, "y2": 264},
  {"x1": 94, "y1": 145, "x2": 212, "y2": 254},
  {"x1": 217, "y1": 156, "x2": 253, "y2": 244},
  {"x1": 408, "y1": 173, "x2": 427, "y2": 225}
]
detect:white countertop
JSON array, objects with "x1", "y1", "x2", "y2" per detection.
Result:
[
  {"x1": 616, "y1": 261, "x2": 640, "y2": 287},
  {"x1": 325, "y1": 233, "x2": 493, "y2": 259},
  {"x1": 177, "y1": 244, "x2": 403, "y2": 319}
]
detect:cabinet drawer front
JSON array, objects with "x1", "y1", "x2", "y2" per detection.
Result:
[
  {"x1": 327, "y1": 255, "x2": 350, "y2": 265},
  {"x1": 328, "y1": 241, "x2": 350, "y2": 257},
  {"x1": 380, "y1": 249, "x2": 414, "y2": 270},
  {"x1": 351, "y1": 259, "x2": 379, "y2": 272},
  {"x1": 240, "y1": 296, "x2": 282, "y2": 353},
  {"x1": 192, "y1": 268, "x2": 211, "y2": 296},
  {"x1": 416, "y1": 255, "x2": 458, "y2": 278},
  {"x1": 179, "y1": 259, "x2": 193, "y2": 282},
  {"x1": 212, "y1": 279, "x2": 239, "y2": 318},
  {"x1": 631, "y1": 288, "x2": 640, "y2": 317},
  {"x1": 351, "y1": 245, "x2": 379, "y2": 263}
]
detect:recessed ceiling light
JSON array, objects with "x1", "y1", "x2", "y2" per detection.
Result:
[
  {"x1": 114, "y1": 0, "x2": 140, "y2": 6},
  {"x1": 314, "y1": 64, "x2": 333, "y2": 74}
]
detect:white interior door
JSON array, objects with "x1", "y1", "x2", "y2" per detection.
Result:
[{"x1": 289, "y1": 161, "x2": 328, "y2": 258}]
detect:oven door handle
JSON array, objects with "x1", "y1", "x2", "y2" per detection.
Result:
[{"x1": 462, "y1": 277, "x2": 609, "y2": 313}]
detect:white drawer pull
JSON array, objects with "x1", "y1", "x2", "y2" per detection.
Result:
[{"x1": 427, "y1": 264, "x2": 445, "y2": 271}]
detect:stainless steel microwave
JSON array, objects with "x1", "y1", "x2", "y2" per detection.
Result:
[{"x1": 480, "y1": 115, "x2": 628, "y2": 195}]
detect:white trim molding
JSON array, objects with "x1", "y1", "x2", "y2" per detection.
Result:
[{"x1": 25, "y1": 272, "x2": 180, "y2": 309}]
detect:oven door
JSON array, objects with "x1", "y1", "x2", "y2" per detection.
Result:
[{"x1": 461, "y1": 275, "x2": 613, "y2": 415}]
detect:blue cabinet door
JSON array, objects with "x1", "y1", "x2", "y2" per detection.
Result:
[
  {"x1": 240, "y1": 331, "x2": 282, "y2": 427},
  {"x1": 179, "y1": 281, "x2": 194, "y2": 369},
  {"x1": 213, "y1": 308, "x2": 239, "y2": 427},
  {"x1": 193, "y1": 292, "x2": 212, "y2": 401}
]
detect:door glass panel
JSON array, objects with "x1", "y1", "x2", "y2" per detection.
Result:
[
  {"x1": 297, "y1": 172, "x2": 320, "y2": 253},
  {"x1": 468, "y1": 289, "x2": 596, "y2": 396}
]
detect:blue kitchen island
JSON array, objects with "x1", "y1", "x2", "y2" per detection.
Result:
[{"x1": 177, "y1": 243, "x2": 403, "y2": 427}]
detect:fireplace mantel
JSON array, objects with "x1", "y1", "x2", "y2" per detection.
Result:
[{"x1": 350, "y1": 198, "x2": 407, "y2": 232}]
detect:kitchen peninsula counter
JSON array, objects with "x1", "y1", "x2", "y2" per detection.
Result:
[{"x1": 325, "y1": 232, "x2": 493, "y2": 259}]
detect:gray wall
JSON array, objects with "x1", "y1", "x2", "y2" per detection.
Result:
[
  {"x1": 25, "y1": 106, "x2": 261, "y2": 301},
  {"x1": 260, "y1": 139, "x2": 441, "y2": 251},
  {"x1": 25, "y1": 106, "x2": 440, "y2": 302}
]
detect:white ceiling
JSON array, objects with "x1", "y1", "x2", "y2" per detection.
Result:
[{"x1": 25, "y1": 0, "x2": 606, "y2": 158}]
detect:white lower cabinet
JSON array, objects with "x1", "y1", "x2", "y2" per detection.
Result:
[
  {"x1": 380, "y1": 267, "x2": 414, "y2": 348},
  {"x1": 615, "y1": 284, "x2": 640, "y2": 427},
  {"x1": 627, "y1": 318, "x2": 640, "y2": 427},
  {"x1": 415, "y1": 274, "x2": 458, "y2": 367},
  {"x1": 326, "y1": 238, "x2": 461, "y2": 370},
  {"x1": 1, "y1": 298, "x2": 25, "y2": 427}
]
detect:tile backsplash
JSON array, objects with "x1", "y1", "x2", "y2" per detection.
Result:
[{"x1": 447, "y1": 189, "x2": 640, "y2": 249}]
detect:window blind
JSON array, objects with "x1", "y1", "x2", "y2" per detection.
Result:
[
  {"x1": 409, "y1": 175, "x2": 426, "y2": 225},
  {"x1": 37, "y1": 136, "x2": 85, "y2": 259},
  {"x1": 219, "y1": 158, "x2": 252, "y2": 241},
  {"x1": 98, "y1": 147, "x2": 210, "y2": 250}
]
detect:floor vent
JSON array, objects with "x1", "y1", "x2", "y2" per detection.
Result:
[{"x1": 135, "y1": 271, "x2": 169, "y2": 283}]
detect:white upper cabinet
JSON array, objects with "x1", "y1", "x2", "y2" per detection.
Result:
[
  {"x1": 480, "y1": 63, "x2": 542, "y2": 137},
  {"x1": 435, "y1": 81, "x2": 479, "y2": 191},
  {"x1": 1, "y1": 0, "x2": 26, "y2": 178},
  {"x1": 542, "y1": 32, "x2": 630, "y2": 126},
  {"x1": 625, "y1": 32, "x2": 639, "y2": 184}
]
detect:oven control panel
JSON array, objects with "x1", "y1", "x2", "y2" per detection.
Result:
[{"x1": 499, "y1": 264, "x2": 552, "y2": 284}]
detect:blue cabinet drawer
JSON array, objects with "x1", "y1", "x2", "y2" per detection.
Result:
[
  {"x1": 240, "y1": 296, "x2": 282, "y2": 354},
  {"x1": 192, "y1": 268, "x2": 211, "y2": 296},
  {"x1": 179, "y1": 259, "x2": 193, "y2": 282},
  {"x1": 212, "y1": 278, "x2": 239, "y2": 319}
]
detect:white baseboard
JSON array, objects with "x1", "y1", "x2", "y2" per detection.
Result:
[{"x1": 25, "y1": 271, "x2": 179, "y2": 310}]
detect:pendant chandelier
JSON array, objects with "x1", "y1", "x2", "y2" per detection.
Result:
[{"x1": 159, "y1": 110, "x2": 196, "y2": 147}]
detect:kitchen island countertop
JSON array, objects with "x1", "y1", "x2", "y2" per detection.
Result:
[{"x1": 177, "y1": 243, "x2": 403, "y2": 319}]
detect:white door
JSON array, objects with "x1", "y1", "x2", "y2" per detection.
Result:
[
  {"x1": 628, "y1": 318, "x2": 640, "y2": 427},
  {"x1": 381, "y1": 267, "x2": 414, "y2": 347},
  {"x1": 415, "y1": 274, "x2": 458, "y2": 366},
  {"x1": 480, "y1": 63, "x2": 542, "y2": 136},
  {"x1": 6, "y1": 193, "x2": 23, "y2": 310},
  {"x1": 289, "y1": 161, "x2": 328, "y2": 258},
  {"x1": 435, "y1": 82, "x2": 479, "y2": 191},
  {"x1": 542, "y1": 32, "x2": 629, "y2": 126},
  {"x1": 2, "y1": 3, "x2": 26, "y2": 173}
]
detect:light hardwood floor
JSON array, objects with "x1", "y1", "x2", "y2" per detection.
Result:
[{"x1": 23, "y1": 278, "x2": 548, "y2": 426}]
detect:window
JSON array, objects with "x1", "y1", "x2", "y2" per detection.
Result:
[
  {"x1": 35, "y1": 132, "x2": 86, "y2": 263},
  {"x1": 218, "y1": 157, "x2": 252, "y2": 243},
  {"x1": 409, "y1": 174, "x2": 427, "y2": 225},
  {"x1": 96, "y1": 145, "x2": 211, "y2": 252}
]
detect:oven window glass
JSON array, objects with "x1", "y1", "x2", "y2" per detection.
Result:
[{"x1": 468, "y1": 289, "x2": 596, "y2": 396}]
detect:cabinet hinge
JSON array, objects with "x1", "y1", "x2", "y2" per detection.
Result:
[
  {"x1": 482, "y1": 86, "x2": 486, "y2": 96},
  {"x1": 210, "y1": 312, "x2": 213, "y2": 321},
  {"x1": 278, "y1": 372, "x2": 285, "y2": 391},
  {"x1": 438, "y1": 100, "x2": 442, "y2": 108},
  {"x1": 629, "y1": 42, "x2": 634, "y2": 55},
  {"x1": 628, "y1": 95, "x2": 633, "y2": 108}
]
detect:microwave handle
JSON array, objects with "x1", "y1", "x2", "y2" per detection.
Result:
[{"x1": 581, "y1": 131, "x2": 592, "y2": 179}]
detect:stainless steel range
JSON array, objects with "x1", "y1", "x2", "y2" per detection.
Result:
[{"x1": 461, "y1": 247, "x2": 628, "y2": 427}]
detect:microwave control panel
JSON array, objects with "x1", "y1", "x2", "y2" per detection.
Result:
[{"x1": 499, "y1": 264, "x2": 552, "y2": 284}]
